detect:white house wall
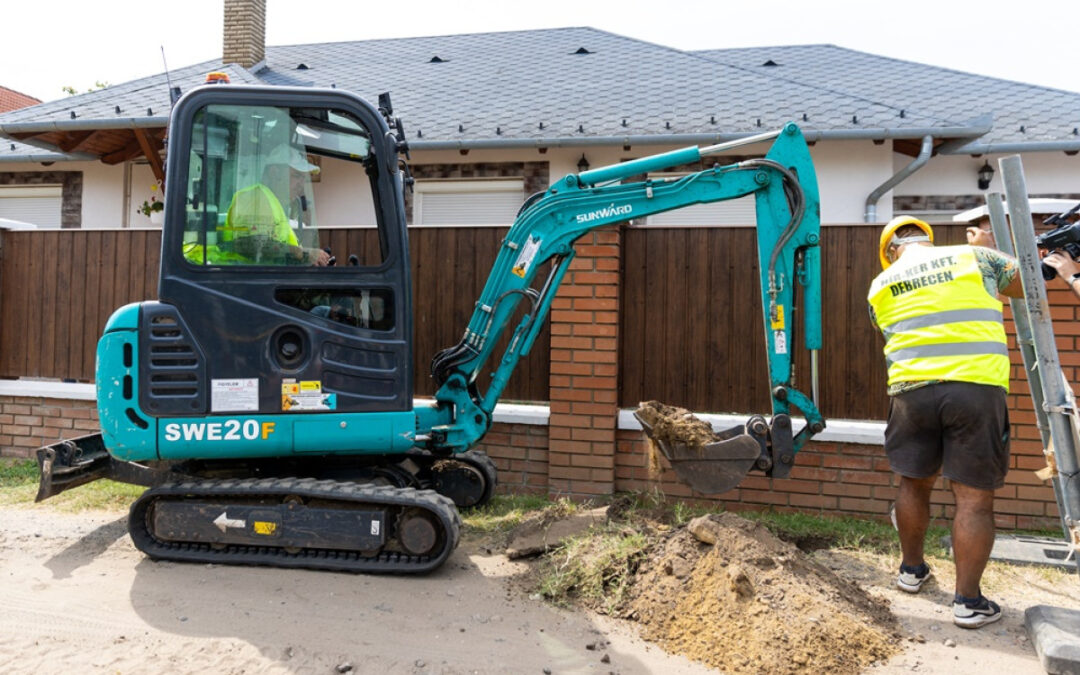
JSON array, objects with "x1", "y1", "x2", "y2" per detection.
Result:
[
  {"x1": 6, "y1": 141, "x2": 1077, "y2": 230},
  {"x1": 894, "y1": 151, "x2": 1080, "y2": 198},
  {"x1": 84, "y1": 162, "x2": 126, "y2": 228}
]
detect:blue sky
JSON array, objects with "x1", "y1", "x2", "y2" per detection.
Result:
[{"x1": 5, "y1": 0, "x2": 1077, "y2": 102}]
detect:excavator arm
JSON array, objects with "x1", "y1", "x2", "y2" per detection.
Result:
[{"x1": 417, "y1": 123, "x2": 825, "y2": 492}]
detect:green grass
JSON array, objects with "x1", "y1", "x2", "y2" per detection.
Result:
[
  {"x1": 461, "y1": 493, "x2": 553, "y2": 534},
  {"x1": 537, "y1": 527, "x2": 651, "y2": 614},
  {"x1": 0, "y1": 457, "x2": 143, "y2": 511}
]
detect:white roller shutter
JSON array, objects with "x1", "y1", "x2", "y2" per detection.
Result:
[
  {"x1": 414, "y1": 179, "x2": 524, "y2": 226},
  {"x1": 645, "y1": 194, "x2": 756, "y2": 227},
  {"x1": 0, "y1": 185, "x2": 62, "y2": 228}
]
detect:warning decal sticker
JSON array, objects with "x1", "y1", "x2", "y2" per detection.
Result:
[
  {"x1": 511, "y1": 236, "x2": 541, "y2": 278},
  {"x1": 281, "y1": 379, "x2": 337, "y2": 412},
  {"x1": 211, "y1": 378, "x2": 259, "y2": 412}
]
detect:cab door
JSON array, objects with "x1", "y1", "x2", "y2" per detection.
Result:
[{"x1": 143, "y1": 86, "x2": 413, "y2": 419}]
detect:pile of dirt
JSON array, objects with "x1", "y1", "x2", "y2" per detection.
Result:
[{"x1": 614, "y1": 512, "x2": 899, "y2": 674}]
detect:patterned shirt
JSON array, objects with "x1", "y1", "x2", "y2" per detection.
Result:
[{"x1": 868, "y1": 245, "x2": 1018, "y2": 396}]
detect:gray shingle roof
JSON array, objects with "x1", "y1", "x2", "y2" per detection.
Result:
[
  {"x1": 695, "y1": 44, "x2": 1080, "y2": 153},
  {"x1": 0, "y1": 62, "x2": 260, "y2": 132},
  {"x1": 256, "y1": 27, "x2": 983, "y2": 149},
  {"x1": 1, "y1": 28, "x2": 1077, "y2": 157}
]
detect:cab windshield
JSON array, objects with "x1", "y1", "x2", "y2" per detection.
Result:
[{"x1": 182, "y1": 103, "x2": 381, "y2": 267}]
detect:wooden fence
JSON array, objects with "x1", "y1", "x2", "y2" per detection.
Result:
[
  {"x1": 619, "y1": 223, "x2": 971, "y2": 420},
  {"x1": 0, "y1": 226, "x2": 550, "y2": 402},
  {"x1": 0, "y1": 222, "x2": 974, "y2": 420}
]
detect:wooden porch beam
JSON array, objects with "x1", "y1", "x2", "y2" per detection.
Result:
[
  {"x1": 102, "y1": 138, "x2": 144, "y2": 165},
  {"x1": 55, "y1": 130, "x2": 95, "y2": 153},
  {"x1": 133, "y1": 128, "x2": 165, "y2": 183}
]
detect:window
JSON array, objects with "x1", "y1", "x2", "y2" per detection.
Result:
[
  {"x1": 413, "y1": 179, "x2": 525, "y2": 226},
  {"x1": 0, "y1": 185, "x2": 62, "y2": 228},
  {"x1": 182, "y1": 103, "x2": 379, "y2": 266},
  {"x1": 640, "y1": 173, "x2": 756, "y2": 227}
]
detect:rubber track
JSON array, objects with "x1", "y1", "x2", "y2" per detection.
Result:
[{"x1": 128, "y1": 477, "x2": 461, "y2": 574}]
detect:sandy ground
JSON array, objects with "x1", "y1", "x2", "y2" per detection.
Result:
[
  {"x1": 0, "y1": 506, "x2": 714, "y2": 675},
  {"x1": 0, "y1": 504, "x2": 1077, "y2": 674},
  {"x1": 821, "y1": 548, "x2": 1080, "y2": 675}
]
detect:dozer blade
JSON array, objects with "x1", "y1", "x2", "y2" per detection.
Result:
[
  {"x1": 36, "y1": 434, "x2": 111, "y2": 502},
  {"x1": 36, "y1": 433, "x2": 167, "y2": 502},
  {"x1": 634, "y1": 413, "x2": 761, "y2": 494}
]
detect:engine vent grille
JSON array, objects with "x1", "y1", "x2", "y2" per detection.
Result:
[{"x1": 139, "y1": 304, "x2": 206, "y2": 414}]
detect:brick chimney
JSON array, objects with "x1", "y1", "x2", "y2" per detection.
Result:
[{"x1": 223, "y1": 0, "x2": 266, "y2": 68}]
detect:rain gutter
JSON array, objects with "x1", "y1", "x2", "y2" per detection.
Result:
[
  {"x1": 406, "y1": 121, "x2": 992, "y2": 152},
  {"x1": 864, "y1": 135, "x2": 934, "y2": 223},
  {"x1": 0, "y1": 152, "x2": 96, "y2": 163},
  {"x1": 0, "y1": 117, "x2": 168, "y2": 135},
  {"x1": 937, "y1": 138, "x2": 1080, "y2": 154}
]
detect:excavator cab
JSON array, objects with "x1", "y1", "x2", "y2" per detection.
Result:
[{"x1": 90, "y1": 86, "x2": 420, "y2": 463}]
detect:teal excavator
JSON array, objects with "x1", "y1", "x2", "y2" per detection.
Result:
[{"x1": 35, "y1": 83, "x2": 825, "y2": 573}]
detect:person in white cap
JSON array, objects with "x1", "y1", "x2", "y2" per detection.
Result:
[{"x1": 219, "y1": 144, "x2": 330, "y2": 266}]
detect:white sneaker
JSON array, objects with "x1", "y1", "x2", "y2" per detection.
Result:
[
  {"x1": 897, "y1": 562, "x2": 931, "y2": 593},
  {"x1": 953, "y1": 594, "x2": 1002, "y2": 628}
]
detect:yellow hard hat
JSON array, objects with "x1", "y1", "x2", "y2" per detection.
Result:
[{"x1": 879, "y1": 216, "x2": 934, "y2": 269}]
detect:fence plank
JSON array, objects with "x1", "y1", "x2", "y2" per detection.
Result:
[
  {"x1": 25, "y1": 234, "x2": 45, "y2": 376},
  {"x1": 52, "y1": 231, "x2": 74, "y2": 378}
]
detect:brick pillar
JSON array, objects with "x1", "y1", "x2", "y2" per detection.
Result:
[
  {"x1": 223, "y1": 0, "x2": 266, "y2": 69},
  {"x1": 547, "y1": 227, "x2": 621, "y2": 497}
]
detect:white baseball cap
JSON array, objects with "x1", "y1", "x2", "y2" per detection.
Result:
[{"x1": 266, "y1": 144, "x2": 320, "y2": 174}]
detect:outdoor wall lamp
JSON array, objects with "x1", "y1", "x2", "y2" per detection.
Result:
[
  {"x1": 977, "y1": 160, "x2": 995, "y2": 190},
  {"x1": 577, "y1": 154, "x2": 590, "y2": 173}
]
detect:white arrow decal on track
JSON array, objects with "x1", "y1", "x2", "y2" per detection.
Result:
[{"x1": 213, "y1": 512, "x2": 247, "y2": 532}]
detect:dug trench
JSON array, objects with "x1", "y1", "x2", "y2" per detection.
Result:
[{"x1": 497, "y1": 401, "x2": 902, "y2": 674}]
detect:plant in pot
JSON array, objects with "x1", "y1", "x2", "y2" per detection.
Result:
[{"x1": 139, "y1": 188, "x2": 164, "y2": 224}]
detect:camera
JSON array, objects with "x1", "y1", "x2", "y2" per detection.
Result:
[{"x1": 1037, "y1": 202, "x2": 1080, "y2": 281}]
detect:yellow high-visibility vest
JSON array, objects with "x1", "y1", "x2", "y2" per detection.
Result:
[{"x1": 867, "y1": 244, "x2": 1009, "y2": 390}]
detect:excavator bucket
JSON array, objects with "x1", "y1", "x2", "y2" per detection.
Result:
[{"x1": 634, "y1": 412, "x2": 763, "y2": 494}]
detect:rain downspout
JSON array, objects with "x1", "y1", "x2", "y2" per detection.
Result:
[{"x1": 864, "y1": 135, "x2": 934, "y2": 223}]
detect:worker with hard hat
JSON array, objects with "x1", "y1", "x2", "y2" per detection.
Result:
[{"x1": 867, "y1": 215, "x2": 1023, "y2": 629}]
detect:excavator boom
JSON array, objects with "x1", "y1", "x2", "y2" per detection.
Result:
[{"x1": 422, "y1": 123, "x2": 824, "y2": 491}]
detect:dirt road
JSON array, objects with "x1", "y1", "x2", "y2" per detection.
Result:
[
  {"x1": 0, "y1": 506, "x2": 715, "y2": 674},
  {"x1": 1, "y1": 504, "x2": 1077, "y2": 674}
]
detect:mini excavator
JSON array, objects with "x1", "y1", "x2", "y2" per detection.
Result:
[{"x1": 35, "y1": 83, "x2": 825, "y2": 573}]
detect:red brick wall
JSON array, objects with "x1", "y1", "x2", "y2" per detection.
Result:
[
  {"x1": 0, "y1": 396, "x2": 99, "y2": 458},
  {"x1": 547, "y1": 228, "x2": 621, "y2": 496},
  {"x1": 614, "y1": 432, "x2": 1061, "y2": 531},
  {"x1": 476, "y1": 422, "x2": 549, "y2": 495}
]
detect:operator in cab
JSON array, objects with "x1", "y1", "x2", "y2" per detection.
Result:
[{"x1": 219, "y1": 144, "x2": 331, "y2": 266}]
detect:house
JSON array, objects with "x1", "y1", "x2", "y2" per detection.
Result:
[
  {"x1": 0, "y1": 0, "x2": 1077, "y2": 230},
  {"x1": 1, "y1": 1, "x2": 1079, "y2": 522},
  {"x1": 0, "y1": 86, "x2": 52, "y2": 227}
]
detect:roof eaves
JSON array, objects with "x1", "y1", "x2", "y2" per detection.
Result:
[
  {"x1": 0, "y1": 151, "x2": 94, "y2": 163},
  {"x1": 0, "y1": 116, "x2": 168, "y2": 138},
  {"x1": 938, "y1": 138, "x2": 1080, "y2": 154},
  {"x1": 409, "y1": 120, "x2": 993, "y2": 151}
]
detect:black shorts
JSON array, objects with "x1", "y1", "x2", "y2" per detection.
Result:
[{"x1": 885, "y1": 381, "x2": 1010, "y2": 491}]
